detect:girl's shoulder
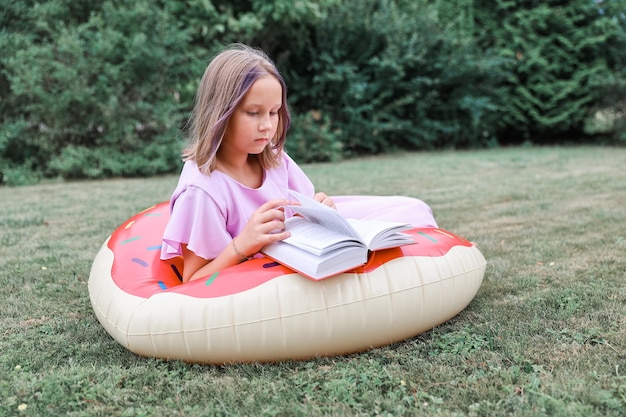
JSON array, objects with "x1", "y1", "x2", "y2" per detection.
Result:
[
  {"x1": 281, "y1": 151, "x2": 295, "y2": 166},
  {"x1": 177, "y1": 161, "x2": 208, "y2": 187},
  {"x1": 173, "y1": 161, "x2": 232, "y2": 201}
]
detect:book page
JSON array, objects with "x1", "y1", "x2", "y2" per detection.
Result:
[
  {"x1": 347, "y1": 219, "x2": 414, "y2": 250},
  {"x1": 282, "y1": 217, "x2": 364, "y2": 256},
  {"x1": 287, "y1": 191, "x2": 362, "y2": 241},
  {"x1": 262, "y1": 238, "x2": 367, "y2": 280}
]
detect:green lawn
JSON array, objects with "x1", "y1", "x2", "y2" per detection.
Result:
[{"x1": 1, "y1": 146, "x2": 625, "y2": 416}]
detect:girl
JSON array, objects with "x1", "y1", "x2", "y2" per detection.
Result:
[{"x1": 161, "y1": 44, "x2": 437, "y2": 283}]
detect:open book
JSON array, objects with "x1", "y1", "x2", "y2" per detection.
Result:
[{"x1": 261, "y1": 191, "x2": 415, "y2": 280}]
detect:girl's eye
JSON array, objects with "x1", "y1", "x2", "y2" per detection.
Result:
[{"x1": 245, "y1": 109, "x2": 279, "y2": 116}]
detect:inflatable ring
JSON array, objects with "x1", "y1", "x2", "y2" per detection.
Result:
[{"x1": 89, "y1": 202, "x2": 486, "y2": 364}]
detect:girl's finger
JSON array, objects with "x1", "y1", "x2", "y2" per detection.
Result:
[
  {"x1": 260, "y1": 219, "x2": 286, "y2": 234},
  {"x1": 258, "y1": 199, "x2": 291, "y2": 212}
]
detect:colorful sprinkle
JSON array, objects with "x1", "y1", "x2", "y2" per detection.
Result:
[
  {"x1": 131, "y1": 258, "x2": 149, "y2": 267},
  {"x1": 124, "y1": 220, "x2": 135, "y2": 230},
  {"x1": 434, "y1": 229, "x2": 455, "y2": 240},
  {"x1": 171, "y1": 264, "x2": 183, "y2": 282},
  {"x1": 263, "y1": 261, "x2": 281, "y2": 269},
  {"x1": 138, "y1": 205, "x2": 156, "y2": 214},
  {"x1": 144, "y1": 213, "x2": 161, "y2": 217},
  {"x1": 120, "y1": 236, "x2": 141, "y2": 245},
  {"x1": 157, "y1": 281, "x2": 167, "y2": 290},
  {"x1": 205, "y1": 272, "x2": 219, "y2": 286},
  {"x1": 146, "y1": 245, "x2": 162, "y2": 251},
  {"x1": 418, "y1": 231, "x2": 437, "y2": 243}
]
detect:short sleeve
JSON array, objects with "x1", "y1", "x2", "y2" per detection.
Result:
[{"x1": 161, "y1": 186, "x2": 232, "y2": 261}]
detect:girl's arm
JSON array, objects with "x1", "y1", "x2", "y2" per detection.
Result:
[
  {"x1": 182, "y1": 199, "x2": 295, "y2": 282},
  {"x1": 181, "y1": 243, "x2": 242, "y2": 283}
]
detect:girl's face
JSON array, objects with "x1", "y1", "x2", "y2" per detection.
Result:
[{"x1": 222, "y1": 75, "x2": 283, "y2": 157}]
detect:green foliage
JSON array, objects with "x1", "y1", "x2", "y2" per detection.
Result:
[
  {"x1": 473, "y1": 0, "x2": 626, "y2": 143},
  {"x1": 0, "y1": 1, "x2": 191, "y2": 183},
  {"x1": 0, "y1": 0, "x2": 338, "y2": 184},
  {"x1": 285, "y1": 111, "x2": 343, "y2": 163},
  {"x1": 281, "y1": 0, "x2": 504, "y2": 155},
  {"x1": 48, "y1": 134, "x2": 183, "y2": 179},
  {"x1": 1, "y1": 0, "x2": 626, "y2": 183},
  {"x1": 161, "y1": 0, "x2": 333, "y2": 70}
]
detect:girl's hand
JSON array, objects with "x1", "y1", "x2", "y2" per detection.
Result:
[
  {"x1": 314, "y1": 192, "x2": 336, "y2": 210},
  {"x1": 235, "y1": 199, "x2": 295, "y2": 256}
]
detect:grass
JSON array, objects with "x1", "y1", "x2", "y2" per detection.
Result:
[{"x1": 1, "y1": 146, "x2": 625, "y2": 416}]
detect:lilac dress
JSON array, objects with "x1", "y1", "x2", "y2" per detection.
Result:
[{"x1": 161, "y1": 152, "x2": 437, "y2": 261}]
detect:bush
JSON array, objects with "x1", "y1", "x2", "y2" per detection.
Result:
[
  {"x1": 280, "y1": 0, "x2": 504, "y2": 155},
  {"x1": 0, "y1": 0, "x2": 338, "y2": 184},
  {"x1": 2, "y1": 0, "x2": 625, "y2": 184},
  {"x1": 472, "y1": 0, "x2": 626, "y2": 144},
  {"x1": 285, "y1": 111, "x2": 343, "y2": 163},
  {"x1": 0, "y1": 0, "x2": 191, "y2": 183}
]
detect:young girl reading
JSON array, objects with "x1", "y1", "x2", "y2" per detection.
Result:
[{"x1": 161, "y1": 44, "x2": 437, "y2": 283}]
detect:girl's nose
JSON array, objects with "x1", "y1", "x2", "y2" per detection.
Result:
[{"x1": 259, "y1": 114, "x2": 273, "y2": 131}]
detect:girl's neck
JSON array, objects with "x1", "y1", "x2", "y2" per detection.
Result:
[{"x1": 216, "y1": 154, "x2": 263, "y2": 189}]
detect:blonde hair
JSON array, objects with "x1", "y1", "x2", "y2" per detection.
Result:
[{"x1": 183, "y1": 44, "x2": 290, "y2": 174}]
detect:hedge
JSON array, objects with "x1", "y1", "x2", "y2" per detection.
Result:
[{"x1": 1, "y1": 0, "x2": 624, "y2": 185}]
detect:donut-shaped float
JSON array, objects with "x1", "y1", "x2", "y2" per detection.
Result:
[{"x1": 88, "y1": 202, "x2": 486, "y2": 364}]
